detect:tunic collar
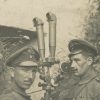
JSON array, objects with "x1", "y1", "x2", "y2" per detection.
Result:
[
  {"x1": 79, "y1": 67, "x2": 97, "y2": 85},
  {"x1": 12, "y1": 82, "x2": 31, "y2": 100}
]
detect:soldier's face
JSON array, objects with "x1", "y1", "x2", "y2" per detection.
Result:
[
  {"x1": 70, "y1": 53, "x2": 92, "y2": 77},
  {"x1": 11, "y1": 61, "x2": 37, "y2": 90}
]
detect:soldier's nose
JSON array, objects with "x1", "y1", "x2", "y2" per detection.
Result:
[
  {"x1": 71, "y1": 61, "x2": 77, "y2": 69},
  {"x1": 27, "y1": 71, "x2": 33, "y2": 79}
]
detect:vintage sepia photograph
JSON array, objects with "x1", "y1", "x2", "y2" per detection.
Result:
[{"x1": 0, "y1": 0, "x2": 100, "y2": 100}]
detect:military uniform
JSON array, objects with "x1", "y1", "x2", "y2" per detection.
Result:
[
  {"x1": 59, "y1": 68, "x2": 100, "y2": 100},
  {"x1": 51, "y1": 75, "x2": 80, "y2": 100},
  {"x1": 59, "y1": 39, "x2": 100, "y2": 100},
  {"x1": 0, "y1": 84, "x2": 31, "y2": 100},
  {"x1": 0, "y1": 27, "x2": 39, "y2": 100},
  {"x1": 0, "y1": 46, "x2": 39, "y2": 100}
]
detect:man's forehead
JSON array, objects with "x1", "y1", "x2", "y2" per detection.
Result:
[
  {"x1": 15, "y1": 61, "x2": 38, "y2": 71},
  {"x1": 70, "y1": 53, "x2": 84, "y2": 59},
  {"x1": 19, "y1": 61, "x2": 38, "y2": 67}
]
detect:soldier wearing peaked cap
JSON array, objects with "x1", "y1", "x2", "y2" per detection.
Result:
[
  {"x1": 0, "y1": 27, "x2": 40, "y2": 100},
  {"x1": 59, "y1": 39, "x2": 100, "y2": 100},
  {"x1": 68, "y1": 39, "x2": 97, "y2": 58}
]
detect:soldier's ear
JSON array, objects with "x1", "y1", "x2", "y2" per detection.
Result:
[
  {"x1": 8, "y1": 67, "x2": 14, "y2": 78},
  {"x1": 87, "y1": 57, "x2": 93, "y2": 65}
]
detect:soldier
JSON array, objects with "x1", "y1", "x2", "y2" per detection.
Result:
[
  {"x1": 59, "y1": 39, "x2": 100, "y2": 100},
  {"x1": 0, "y1": 45, "x2": 39, "y2": 100},
  {"x1": 0, "y1": 26, "x2": 40, "y2": 100}
]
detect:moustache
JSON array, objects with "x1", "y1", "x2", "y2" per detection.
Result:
[
  {"x1": 70, "y1": 68, "x2": 78, "y2": 72},
  {"x1": 24, "y1": 78, "x2": 33, "y2": 84}
]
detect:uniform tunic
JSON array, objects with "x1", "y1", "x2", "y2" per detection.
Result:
[
  {"x1": 0, "y1": 83, "x2": 31, "y2": 100},
  {"x1": 59, "y1": 68, "x2": 100, "y2": 100}
]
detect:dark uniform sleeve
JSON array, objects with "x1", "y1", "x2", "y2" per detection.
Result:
[
  {"x1": 90, "y1": 78, "x2": 100, "y2": 100},
  {"x1": 94, "y1": 81, "x2": 100, "y2": 100},
  {"x1": 0, "y1": 94, "x2": 13, "y2": 100}
]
